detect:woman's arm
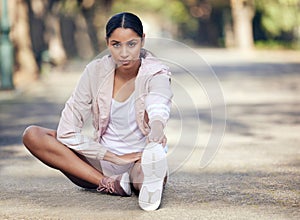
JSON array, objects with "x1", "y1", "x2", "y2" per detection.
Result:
[
  {"x1": 145, "y1": 72, "x2": 173, "y2": 145},
  {"x1": 57, "y1": 65, "x2": 108, "y2": 160}
]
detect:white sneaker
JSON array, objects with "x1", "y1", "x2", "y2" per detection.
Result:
[{"x1": 139, "y1": 142, "x2": 168, "y2": 211}]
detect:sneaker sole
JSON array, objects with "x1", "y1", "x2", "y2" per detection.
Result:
[
  {"x1": 120, "y1": 172, "x2": 132, "y2": 196},
  {"x1": 139, "y1": 142, "x2": 167, "y2": 211}
]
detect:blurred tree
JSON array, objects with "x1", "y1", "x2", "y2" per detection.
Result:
[
  {"x1": 7, "y1": 0, "x2": 300, "y2": 90},
  {"x1": 57, "y1": 0, "x2": 111, "y2": 57},
  {"x1": 182, "y1": 0, "x2": 215, "y2": 45},
  {"x1": 45, "y1": 0, "x2": 67, "y2": 66},
  {"x1": 78, "y1": 0, "x2": 100, "y2": 53},
  {"x1": 181, "y1": 0, "x2": 229, "y2": 46},
  {"x1": 230, "y1": 0, "x2": 255, "y2": 49},
  {"x1": 255, "y1": 0, "x2": 300, "y2": 44},
  {"x1": 25, "y1": 0, "x2": 48, "y2": 71},
  {"x1": 111, "y1": 0, "x2": 197, "y2": 39},
  {"x1": 9, "y1": 0, "x2": 40, "y2": 85},
  {"x1": 58, "y1": 1, "x2": 78, "y2": 58}
]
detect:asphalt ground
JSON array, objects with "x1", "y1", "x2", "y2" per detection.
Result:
[{"x1": 0, "y1": 48, "x2": 299, "y2": 219}]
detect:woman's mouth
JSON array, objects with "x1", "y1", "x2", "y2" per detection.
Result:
[{"x1": 119, "y1": 60, "x2": 130, "y2": 65}]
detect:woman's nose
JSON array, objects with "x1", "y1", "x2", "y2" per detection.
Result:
[{"x1": 120, "y1": 45, "x2": 129, "y2": 58}]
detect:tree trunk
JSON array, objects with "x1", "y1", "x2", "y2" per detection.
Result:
[
  {"x1": 9, "y1": 0, "x2": 39, "y2": 87},
  {"x1": 45, "y1": 10, "x2": 67, "y2": 66},
  {"x1": 81, "y1": 5, "x2": 100, "y2": 54},
  {"x1": 59, "y1": 14, "x2": 77, "y2": 58},
  {"x1": 25, "y1": 0, "x2": 48, "y2": 71},
  {"x1": 230, "y1": 0, "x2": 255, "y2": 49}
]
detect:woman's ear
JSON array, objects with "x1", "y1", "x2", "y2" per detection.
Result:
[{"x1": 141, "y1": 33, "x2": 145, "y2": 47}]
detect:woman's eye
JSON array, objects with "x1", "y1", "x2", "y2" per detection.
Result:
[
  {"x1": 112, "y1": 43, "x2": 121, "y2": 48},
  {"x1": 128, "y1": 42, "x2": 137, "y2": 47}
]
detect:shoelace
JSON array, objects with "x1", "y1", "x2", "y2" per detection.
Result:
[{"x1": 97, "y1": 178, "x2": 115, "y2": 194}]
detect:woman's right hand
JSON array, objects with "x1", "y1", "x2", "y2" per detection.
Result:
[{"x1": 104, "y1": 151, "x2": 142, "y2": 165}]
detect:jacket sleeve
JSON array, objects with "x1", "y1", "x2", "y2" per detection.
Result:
[
  {"x1": 56, "y1": 66, "x2": 108, "y2": 160},
  {"x1": 145, "y1": 70, "x2": 173, "y2": 127}
]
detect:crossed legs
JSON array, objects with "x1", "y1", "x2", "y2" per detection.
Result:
[
  {"x1": 22, "y1": 126, "x2": 104, "y2": 188},
  {"x1": 22, "y1": 125, "x2": 144, "y2": 191}
]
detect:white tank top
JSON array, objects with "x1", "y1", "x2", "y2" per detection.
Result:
[{"x1": 99, "y1": 92, "x2": 146, "y2": 155}]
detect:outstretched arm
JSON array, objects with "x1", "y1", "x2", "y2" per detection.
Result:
[{"x1": 146, "y1": 72, "x2": 173, "y2": 146}]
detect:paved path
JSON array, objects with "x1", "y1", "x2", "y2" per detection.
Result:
[{"x1": 0, "y1": 49, "x2": 299, "y2": 219}]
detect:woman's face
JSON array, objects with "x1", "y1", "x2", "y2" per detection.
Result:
[{"x1": 107, "y1": 28, "x2": 144, "y2": 71}]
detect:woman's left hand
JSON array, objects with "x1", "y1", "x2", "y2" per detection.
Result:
[{"x1": 147, "y1": 120, "x2": 167, "y2": 146}]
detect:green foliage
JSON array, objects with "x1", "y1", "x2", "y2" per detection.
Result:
[
  {"x1": 255, "y1": 0, "x2": 300, "y2": 36},
  {"x1": 255, "y1": 40, "x2": 299, "y2": 50},
  {"x1": 112, "y1": 0, "x2": 190, "y2": 23},
  {"x1": 111, "y1": 0, "x2": 198, "y2": 33}
]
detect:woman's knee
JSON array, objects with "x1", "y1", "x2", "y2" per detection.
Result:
[
  {"x1": 23, "y1": 126, "x2": 38, "y2": 145},
  {"x1": 22, "y1": 125, "x2": 49, "y2": 149}
]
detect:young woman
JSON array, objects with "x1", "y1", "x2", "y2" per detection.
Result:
[{"x1": 23, "y1": 12, "x2": 173, "y2": 211}]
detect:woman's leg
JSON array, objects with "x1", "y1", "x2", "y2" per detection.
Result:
[
  {"x1": 130, "y1": 160, "x2": 143, "y2": 191},
  {"x1": 22, "y1": 125, "x2": 103, "y2": 188},
  {"x1": 130, "y1": 142, "x2": 168, "y2": 211}
]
